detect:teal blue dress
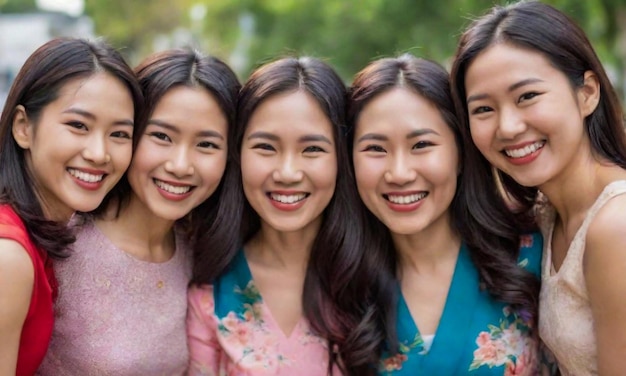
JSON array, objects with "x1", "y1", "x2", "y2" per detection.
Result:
[{"x1": 379, "y1": 233, "x2": 549, "y2": 375}]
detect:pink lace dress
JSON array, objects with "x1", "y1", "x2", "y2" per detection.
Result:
[{"x1": 38, "y1": 220, "x2": 192, "y2": 375}]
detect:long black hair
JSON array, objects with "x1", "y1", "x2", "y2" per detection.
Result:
[
  {"x1": 450, "y1": 0, "x2": 626, "y2": 211},
  {"x1": 192, "y1": 56, "x2": 379, "y2": 374},
  {"x1": 0, "y1": 37, "x2": 142, "y2": 259},
  {"x1": 348, "y1": 54, "x2": 540, "y2": 361},
  {"x1": 92, "y1": 48, "x2": 241, "y2": 261}
]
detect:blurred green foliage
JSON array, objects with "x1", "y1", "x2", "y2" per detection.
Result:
[{"x1": 2, "y1": 0, "x2": 625, "y2": 98}]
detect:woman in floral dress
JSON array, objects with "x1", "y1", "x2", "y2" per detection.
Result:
[
  {"x1": 348, "y1": 55, "x2": 550, "y2": 375},
  {"x1": 187, "y1": 57, "x2": 377, "y2": 375}
]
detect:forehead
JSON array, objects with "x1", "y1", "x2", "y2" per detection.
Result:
[
  {"x1": 464, "y1": 42, "x2": 566, "y2": 95},
  {"x1": 355, "y1": 88, "x2": 452, "y2": 137},
  {"x1": 245, "y1": 90, "x2": 334, "y2": 138}
]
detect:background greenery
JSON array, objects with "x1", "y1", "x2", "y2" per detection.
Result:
[{"x1": 2, "y1": 0, "x2": 625, "y2": 100}]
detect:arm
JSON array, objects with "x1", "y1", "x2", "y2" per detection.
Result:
[
  {"x1": 0, "y1": 239, "x2": 34, "y2": 376},
  {"x1": 585, "y1": 197, "x2": 626, "y2": 375},
  {"x1": 187, "y1": 284, "x2": 221, "y2": 376}
]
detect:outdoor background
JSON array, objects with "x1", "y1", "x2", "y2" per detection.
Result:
[{"x1": 1, "y1": 0, "x2": 625, "y2": 105}]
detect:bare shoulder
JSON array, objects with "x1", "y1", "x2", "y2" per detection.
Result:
[
  {"x1": 583, "y1": 192, "x2": 626, "y2": 373},
  {"x1": 0, "y1": 238, "x2": 35, "y2": 323},
  {"x1": 0, "y1": 239, "x2": 34, "y2": 376},
  {"x1": 586, "y1": 193, "x2": 626, "y2": 258},
  {"x1": 0, "y1": 238, "x2": 34, "y2": 284}
]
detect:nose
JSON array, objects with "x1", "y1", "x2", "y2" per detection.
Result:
[
  {"x1": 497, "y1": 107, "x2": 527, "y2": 140},
  {"x1": 81, "y1": 133, "x2": 110, "y2": 165},
  {"x1": 164, "y1": 146, "x2": 194, "y2": 177},
  {"x1": 384, "y1": 152, "x2": 416, "y2": 186},
  {"x1": 272, "y1": 154, "x2": 303, "y2": 184}
]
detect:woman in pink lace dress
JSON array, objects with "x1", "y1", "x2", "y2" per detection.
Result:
[{"x1": 38, "y1": 49, "x2": 240, "y2": 375}]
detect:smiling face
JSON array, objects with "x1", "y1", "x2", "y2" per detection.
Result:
[
  {"x1": 240, "y1": 90, "x2": 337, "y2": 235},
  {"x1": 464, "y1": 42, "x2": 599, "y2": 188},
  {"x1": 127, "y1": 85, "x2": 228, "y2": 221},
  {"x1": 14, "y1": 72, "x2": 135, "y2": 221},
  {"x1": 353, "y1": 88, "x2": 458, "y2": 236}
]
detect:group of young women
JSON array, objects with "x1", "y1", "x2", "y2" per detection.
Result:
[{"x1": 0, "y1": 1, "x2": 624, "y2": 375}]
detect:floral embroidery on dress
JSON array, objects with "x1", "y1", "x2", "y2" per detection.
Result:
[
  {"x1": 519, "y1": 234, "x2": 534, "y2": 249},
  {"x1": 216, "y1": 281, "x2": 292, "y2": 370},
  {"x1": 469, "y1": 306, "x2": 537, "y2": 376},
  {"x1": 379, "y1": 333, "x2": 425, "y2": 373}
]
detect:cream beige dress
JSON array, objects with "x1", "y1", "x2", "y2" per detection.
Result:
[{"x1": 538, "y1": 180, "x2": 626, "y2": 376}]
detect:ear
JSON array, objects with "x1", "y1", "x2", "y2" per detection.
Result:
[
  {"x1": 11, "y1": 105, "x2": 32, "y2": 150},
  {"x1": 577, "y1": 70, "x2": 600, "y2": 117}
]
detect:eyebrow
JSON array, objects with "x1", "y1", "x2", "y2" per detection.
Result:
[
  {"x1": 298, "y1": 134, "x2": 332, "y2": 144},
  {"x1": 357, "y1": 128, "x2": 439, "y2": 143},
  {"x1": 63, "y1": 108, "x2": 134, "y2": 126},
  {"x1": 406, "y1": 129, "x2": 440, "y2": 138},
  {"x1": 246, "y1": 131, "x2": 331, "y2": 144},
  {"x1": 148, "y1": 119, "x2": 224, "y2": 139},
  {"x1": 466, "y1": 78, "x2": 545, "y2": 104},
  {"x1": 247, "y1": 131, "x2": 279, "y2": 142}
]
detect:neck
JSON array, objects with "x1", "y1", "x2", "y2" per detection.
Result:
[
  {"x1": 539, "y1": 154, "x2": 626, "y2": 224},
  {"x1": 393, "y1": 214, "x2": 461, "y2": 277},
  {"x1": 97, "y1": 193, "x2": 176, "y2": 262},
  {"x1": 244, "y1": 218, "x2": 320, "y2": 272}
]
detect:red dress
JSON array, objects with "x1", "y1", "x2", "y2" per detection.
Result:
[{"x1": 0, "y1": 205, "x2": 56, "y2": 376}]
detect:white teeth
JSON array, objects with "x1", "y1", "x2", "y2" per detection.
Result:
[
  {"x1": 68, "y1": 168, "x2": 104, "y2": 183},
  {"x1": 387, "y1": 192, "x2": 427, "y2": 204},
  {"x1": 270, "y1": 193, "x2": 307, "y2": 204},
  {"x1": 504, "y1": 141, "x2": 545, "y2": 158},
  {"x1": 154, "y1": 179, "x2": 192, "y2": 195}
]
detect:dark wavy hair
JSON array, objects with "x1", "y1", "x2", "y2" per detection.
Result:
[
  {"x1": 192, "y1": 56, "x2": 378, "y2": 374},
  {"x1": 450, "y1": 0, "x2": 626, "y2": 211},
  {"x1": 0, "y1": 37, "x2": 142, "y2": 259},
  {"x1": 91, "y1": 48, "x2": 241, "y2": 262},
  {"x1": 348, "y1": 54, "x2": 540, "y2": 361}
]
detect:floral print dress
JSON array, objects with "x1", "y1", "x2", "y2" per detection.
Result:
[
  {"x1": 379, "y1": 233, "x2": 549, "y2": 376},
  {"x1": 187, "y1": 250, "x2": 340, "y2": 376}
]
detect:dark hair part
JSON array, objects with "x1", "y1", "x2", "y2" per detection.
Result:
[
  {"x1": 348, "y1": 54, "x2": 540, "y2": 362},
  {"x1": 93, "y1": 48, "x2": 241, "y2": 271},
  {"x1": 0, "y1": 37, "x2": 142, "y2": 259},
  {"x1": 450, "y1": 0, "x2": 626, "y2": 211},
  {"x1": 192, "y1": 56, "x2": 378, "y2": 374}
]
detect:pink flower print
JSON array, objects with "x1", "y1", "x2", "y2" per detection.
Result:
[
  {"x1": 505, "y1": 352, "x2": 537, "y2": 376},
  {"x1": 473, "y1": 332, "x2": 508, "y2": 367},
  {"x1": 222, "y1": 312, "x2": 241, "y2": 333},
  {"x1": 519, "y1": 235, "x2": 533, "y2": 248},
  {"x1": 381, "y1": 353, "x2": 407, "y2": 371},
  {"x1": 233, "y1": 322, "x2": 252, "y2": 346}
]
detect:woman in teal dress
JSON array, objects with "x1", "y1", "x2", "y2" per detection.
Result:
[{"x1": 348, "y1": 55, "x2": 552, "y2": 375}]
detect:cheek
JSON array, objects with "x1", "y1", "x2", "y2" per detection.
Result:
[
  {"x1": 198, "y1": 154, "x2": 228, "y2": 190},
  {"x1": 469, "y1": 124, "x2": 493, "y2": 154},
  {"x1": 313, "y1": 156, "x2": 338, "y2": 189},
  {"x1": 240, "y1": 153, "x2": 268, "y2": 191},
  {"x1": 355, "y1": 156, "x2": 385, "y2": 190},
  {"x1": 110, "y1": 143, "x2": 133, "y2": 171}
]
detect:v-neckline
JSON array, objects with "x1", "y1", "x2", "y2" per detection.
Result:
[
  {"x1": 236, "y1": 251, "x2": 306, "y2": 340},
  {"x1": 396, "y1": 243, "x2": 481, "y2": 372},
  {"x1": 544, "y1": 180, "x2": 626, "y2": 278}
]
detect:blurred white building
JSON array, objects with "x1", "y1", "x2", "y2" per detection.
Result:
[{"x1": 0, "y1": 12, "x2": 93, "y2": 105}]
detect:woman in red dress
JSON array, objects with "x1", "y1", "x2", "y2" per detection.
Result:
[{"x1": 0, "y1": 37, "x2": 142, "y2": 375}]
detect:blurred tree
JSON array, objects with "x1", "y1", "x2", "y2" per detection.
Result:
[
  {"x1": 0, "y1": 0, "x2": 37, "y2": 13},
  {"x1": 84, "y1": 0, "x2": 196, "y2": 62},
  {"x1": 80, "y1": 0, "x2": 625, "y2": 99}
]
